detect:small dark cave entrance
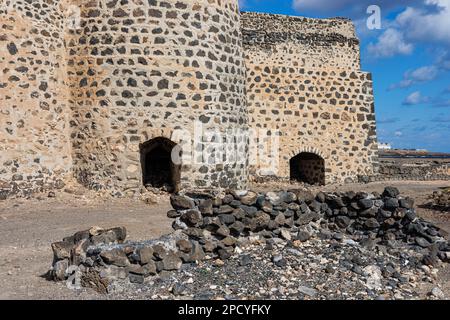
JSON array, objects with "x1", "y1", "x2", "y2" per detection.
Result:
[
  {"x1": 140, "y1": 137, "x2": 181, "y2": 193},
  {"x1": 290, "y1": 152, "x2": 325, "y2": 185}
]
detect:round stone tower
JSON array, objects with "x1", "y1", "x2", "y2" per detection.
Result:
[
  {"x1": 0, "y1": 0, "x2": 72, "y2": 197},
  {"x1": 67, "y1": 0, "x2": 249, "y2": 195}
]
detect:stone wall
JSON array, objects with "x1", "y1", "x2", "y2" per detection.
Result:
[
  {"x1": 49, "y1": 187, "x2": 449, "y2": 290},
  {"x1": 242, "y1": 12, "x2": 379, "y2": 184},
  {"x1": 359, "y1": 158, "x2": 450, "y2": 183},
  {"x1": 1, "y1": 5, "x2": 384, "y2": 199},
  {"x1": 0, "y1": 0, "x2": 73, "y2": 198},
  {"x1": 67, "y1": 0, "x2": 248, "y2": 196}
]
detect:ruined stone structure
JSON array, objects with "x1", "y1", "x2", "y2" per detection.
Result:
[
  {"x1": 0, "y1": 1, "x2": 378, "y2": 199},
  {"x1": 0, "y1": 0, "x2": 73, "y2": 197},
  {"x1": 243, "y1": 12, "x2": 378, "y2": 184},
  {"x1": 1, "y1": 0, "x2": 248, "y2": 197}
]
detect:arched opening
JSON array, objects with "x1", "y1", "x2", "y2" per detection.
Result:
[
  {"x1": 140, "y1": 137, "x2": 181, "y2": 193},
  {"x1": 290, "y1": 152, "x2": 325, "y2": 185}
]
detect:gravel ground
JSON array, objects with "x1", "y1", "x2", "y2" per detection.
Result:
[
  {"x1": 107, "y1": 236, "x2": 446, "y2": 300},
  {"x1": 0, "y1": 180, "x2": 449, "y2": 300}
]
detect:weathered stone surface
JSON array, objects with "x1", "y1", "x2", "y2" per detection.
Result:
[
  {"x1": 232, "y1": 208, "x2": 246, "y2": 220},
  {"x1": 240, "y1": 205, "x2": 258, "y2": 216},
  {"x1": 242, "y1": 12, "x2": 378, "y2": 185},
  {"x1": 245, "y1": 212, "x2": 271, "y2": 231},
  {"x1": 203, "y1": 240, "x2": 217, "y2": 253},
  {"x1": 215, "y1": 225, "x2": 231, "y2": 238},
  {"x1": 198, "y1": 199, "x2": 213, "y2": 216},
  {"x1": 336, "y1": 216, "x2": 351, "y2": 228},
  {"x1": 53, "y1": 259, "x2": 69, "y2": 281},
  {"x1": 180, "y1": 209, "x2": 203, "y2": 227},
  {"x1": 0, "y1": 1, "x2": 386, "y2": 201},
  {"x1": 240, "y1": 191, "x2": 258, "y2": 206},
  {"x1": 399, "y1": 198, "x2": 414, "y2": 209},
  {"x1": 138, "y1": 247, "x2": 154, "y2": 265},
  {"x1": 280, "y1": 229, "x2": 292, "y2": 241},
  {"x1": 218, "y1": 214, "x2": 236, "y2": 225},
  {"x1": 188, "y1": 242, "x2": 206, "y2": 262},
  {"x1": 383, "y1": 187, "x2": 400, "y2": 198},
  {"x1": 129, "y1": 273, "x2": 145, "y2": 284},
  {"x1": 217, "y1": 205, "x2": 235, "y2": 215},
  {"x1": 358, "y1": 199, "x2": 373, "y2": 210},
  {"x1": 365, "y1": 218, "x2": 380, "y2": 229},
  {"x1": 176, "y1": 239, "x2": 193, "y2": 254},
  {"x1": 297, "y1": 230, "x2": 311, "y2": 242},
  {"x1": 162, "y1": 253, "x2": 183, "y2": 271},
  {"x1": 51, "y1": 241, "x2": 73, "y2": 261},
  {"x1": 229, "y1": 221, "x2": 245, "y2": 236},
  {"x1": 221, "y1": 236, "x2": 237, "y2": 247},
  {"x1": 274, "y1": 213, "x2": 286, "y2": 226},
  {"x1": 184, "y1": 228, "x2": 205, "y2": 240},
  {"x1": 170, "y1": 195, "x2": 195, "y2": 211},
  {"x1": 384, "y1": 198, "x2": 400, "y2": 210},
  {"x1": 415, "y1": 237, "x2": 431, "y2": 248},
  {"x1": 167, "y1": 210, "x2": 180, "y2": 219},
  {"x1": 296, "y1": 212, "x2": 319, "y2": 225},
  {"x1": 100, "y1": 249, "x2": 130, "y2": 267}
]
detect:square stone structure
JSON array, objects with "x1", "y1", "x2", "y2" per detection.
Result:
[
  {"x1": 243, "y1": 12, "x2": 379, "y2": 185},
  {"x1": 0, "y1": 1, "x2": 378, "y2": 199}
]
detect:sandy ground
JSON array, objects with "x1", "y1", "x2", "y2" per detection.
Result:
[
  {"x1": 0, "y1": 193, "x2": 173, "y2": 300},
  {"x1": 0, "y1": 180, "x2": 449, "y2": 300}
]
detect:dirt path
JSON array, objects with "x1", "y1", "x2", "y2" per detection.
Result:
[{"x1": 0, "y1": 180, "x2": 448, "y2": 300}]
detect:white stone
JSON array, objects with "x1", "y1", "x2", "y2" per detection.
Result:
[
  {"x1": 280, "y1": 229, "x2": 291, "y2": 241},
  {"x1": 363, "y1": 265, "x2": 383, "y2": 291},
  {"x1": 431, "y1": 287, "x2": 445, "y2": 299}
]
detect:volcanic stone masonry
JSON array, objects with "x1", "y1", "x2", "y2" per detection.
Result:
[
  {"x1": 49, "y1": 187, "x2": 450, "y2": 291},
  {"x1": 242, "y1": 12, "x2": 379, "y2": 184},
  {"x1": 0, "y1": 1, "x2": 379, "y2": 199}
]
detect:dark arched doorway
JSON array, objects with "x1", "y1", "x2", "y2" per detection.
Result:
[
  {"x1": 140, "y1": 137, "x2": 181, "y2": 193},
  {"x1": 290, "y1": 152, "x2": 325, "y2": 185}
]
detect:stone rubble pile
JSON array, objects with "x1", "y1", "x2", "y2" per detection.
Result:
[
  {"x1": 49, "y1": 187, "x2": 449, "y2": 293},
  {"x1": 106, "y1": 238, "x2": 445, "y2": 300}
]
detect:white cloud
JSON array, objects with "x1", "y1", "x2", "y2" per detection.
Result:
[
  {"x1": 402, "y1": 91, "x2": 431, "y2": 105},
  {"x1": 396, "y1": 0, "x2": 450, "y2": 45},
  {"x1": 395, "y1": 131, "x2": 403, "y2": 137},
  {"x1": 408, "y1": 66, "x2": 439, "y2": 82},
  {"x1": 361, "y1": 0, "x2": 450, "y2": 62},
  {"x1": 436, "y1": 51, "x2": 450, "y2": 70},
  {"x1": 389, "y1": 65, "x2": 439, "y2": 89},
  {"x1": 367, "y1": 28, "x2": 414, "y2": 58}
]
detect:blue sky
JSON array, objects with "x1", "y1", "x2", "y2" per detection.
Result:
[{"x1": 239, "y1": 0, "x2": 450, "y2": 152}]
